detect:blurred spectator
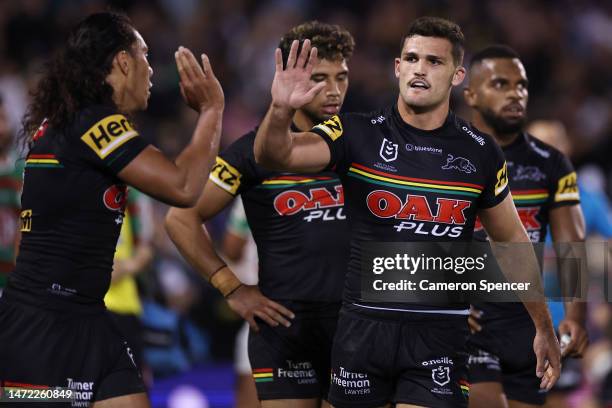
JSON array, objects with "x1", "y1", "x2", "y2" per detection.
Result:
[{"x1": 0, "y1": 95, "x2": 22, "y2": 295}]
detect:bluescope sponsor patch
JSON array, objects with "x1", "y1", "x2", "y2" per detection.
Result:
[{"x1": 80, "y1": 114, "x2": 139, "y2": 159}]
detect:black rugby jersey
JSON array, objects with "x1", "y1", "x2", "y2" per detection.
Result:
[
  {"x1": 474, "y1": 132, "x2": 580, "y2": 325},
  {"x1": 7, "y1": 105, "x2": 149, "y2": 309},
  {"x1": 210, "y1": 129, "x2": 349, "y2": 302},
  {"x1": 310, "y1": 105, "x2": 509, "y2": 312}
]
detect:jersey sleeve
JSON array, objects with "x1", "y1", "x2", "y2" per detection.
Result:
[
  {"x1": 309, "y1": 114, "x2": 349, "y2": 174},
  {"x1": 76, "y1": 105, "x2": 149, "y2": 174},
  {"x1": 479, "y1": 141, "x2": 510, "y2": 209},
  {"x1": 209, "y1": 132, "x2": 259, "y2": 196},
  {"x1": 548, "y1": 153, "x2": 580, "y2": 209}
]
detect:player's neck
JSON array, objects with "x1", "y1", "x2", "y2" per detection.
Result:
[
  {"x1": 472, "y1": 115, "x2": 520, "y2": 147},
  {"x1": 292, "y1": 110, "x2": 314, "y2": 132},
  {"x1": 396, "y1": 97, "x2": 449, "y2": 130}
]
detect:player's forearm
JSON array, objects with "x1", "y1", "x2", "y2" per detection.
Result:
[
  {"x1": 173, "y1": 109, "x2": 223, "y2": 205},
  {"x1": 564, "y1": 301, "x2": 587, "y2": 324},
  {"x1": 523, "y1": 301, "x2": 555, "y2": 331},
  {"x1": 491, "y1": 230, "x2": 552, "y2": 331},
  {"x1": 553, "y1": 240, "x2": 588, "y2": 321},
  {"x1": 254, "y1": 104, "x2": 295, "y2": 169},
  {"x1": 165, "y1": 207, "x2": 226, "y2": 279}
]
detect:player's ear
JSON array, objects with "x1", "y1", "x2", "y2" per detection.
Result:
[
  {"x1": 113, "y1": 50, "x2": 130, "y2": 76},
  {"x1": 463, "y1": 86, "x2": 476, "y2": 107},
  {"x1": 394, "y1": 57, "x2": 401, "y2": 79},
  {"x1": 452, "y1": 66, "x2": 466, "y2": 86}
]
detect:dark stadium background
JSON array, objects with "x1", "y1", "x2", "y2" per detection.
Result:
[{"x1": 0, "y1": 0, "x2": 610, "y2": 407}]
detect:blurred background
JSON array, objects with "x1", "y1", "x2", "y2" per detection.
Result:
[{"x1": 0, "y1": 0, "x2": 610, "y2": 407}]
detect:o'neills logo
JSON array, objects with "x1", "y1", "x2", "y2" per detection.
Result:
[
  {"x1": 462, "y1": 126, "x2": 485, "y2": 146},
  {"x1": 367, "y1": 191, "x2": 470, "y2": 224},
  {"x1": 422, "y1": 357, "x2": 454, "y2": 367},
  {"x1": 274, "y1": 186, "x2": 345, "y2": 222}
]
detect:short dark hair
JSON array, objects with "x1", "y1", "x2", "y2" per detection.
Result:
[
  {"x1": 279, "y1": 21, "x2": 355, "y2": 67},
  {"x1": 470, "y1": 45, "x2": 521, "y2": 68},
  {"x1": 401, "y1": 16, "x2": 465, "y2": 65}
]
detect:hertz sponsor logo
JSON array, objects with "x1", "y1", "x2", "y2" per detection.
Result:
[
  {"x1": 20, "y1": 209, "x2": 32, "y2": 232},
  {"x1": 555, "y1": 172, "x2": 580, "y2": 202},
  {"x1": 495, "y1": 162, "x2": 508, "y2": 196},
  {"x1": 210, "y1": 157, "x2": 242, "y2": 195},
  {"x1": 81, "y1": 115, "x2": 138, "y2": 159},
  {"x1": 313, "y1": 115, "x2": 343, "y2": 141}
]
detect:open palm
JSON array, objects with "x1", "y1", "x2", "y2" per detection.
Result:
[{"x1": 271, "y1": 39, "x2": 326, "y2": 110}]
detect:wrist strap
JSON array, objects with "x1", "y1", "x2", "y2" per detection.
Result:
[{"x1": 210, "y1": 265, "x2": 242, "y2": 297}]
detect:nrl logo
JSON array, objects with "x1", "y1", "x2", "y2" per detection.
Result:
[
  {"x1": 432, "y1": 366, "x2": 451, "y2": 387},
  {"x1": 441, "y1": 154, "x2": 476, "y2": 174},
  {"x1": 379, "y1": 138, "x2": 398, "y2": 162}
]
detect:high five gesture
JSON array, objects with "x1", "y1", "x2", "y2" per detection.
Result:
[{"x1": 271, "y1": 39, "x2": 326, "y2": 112}]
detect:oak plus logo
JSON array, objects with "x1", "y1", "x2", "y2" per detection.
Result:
[
  {"x1": 366, "y1": 191, "x2": 471, "y2": 237},
  {"x1": 273, "y1": 185, "x2": 345, "y2": 222},
  {"x1": 103, "y1": 184, "x2": 127, "y2": 212},
  {"x1": 379, "y1": 138, "x2": 398, "y2": 162}
]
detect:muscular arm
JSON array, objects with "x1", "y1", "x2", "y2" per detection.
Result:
[
  {"x1": 165, "y1": 180, "x2": 294, "y2": 329},
  {"x1": 165, "y1": 180, "x2": 232, "y2": 278},
  {"x1": 550, "y1": 204, "x2": 588, "y2": 356},
  {"x1": 254, "y1": 107, "x2": 330, "y2": 172},
  {"x1": 119, "y1": 48, "x2": 224, "y2": 208},
  {"x1": 479, "y1": 195, "x2": 552, "y2": 329},
  {"x1": 479, "y1": 194, "x2": 561, "y2": 388}
]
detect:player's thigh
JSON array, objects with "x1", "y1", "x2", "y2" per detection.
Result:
[
  {"x1": 261, "y1": 398, "x2": 319, "y2": 408},
  {"x1": 91, "y1": 392, "x2": 149, "y2": 408},
  {"x1": 235, "y1": 374, "x2": 260, "y2": 408},
  {"x1": 469, "y1": 382, "x2": 509, "y2": 408},
  {"x1": 396, "y1": 404, "x2": 428, "y2": 408}
]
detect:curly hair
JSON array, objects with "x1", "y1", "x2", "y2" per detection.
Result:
[
  {"x1": 278, "y1": 21, "x2": 355, "y2": 68},
  {"x1": 401, "y1": 16, "x2": 465, "y2": 66},
  {"x1": 20, "y1": 12, "x2": 136, "y2": 147}
]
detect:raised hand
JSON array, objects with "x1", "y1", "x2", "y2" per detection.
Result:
[
  {"x1": 175, "y1": 46, "x2": 224, "y2": 112},
  {"x1": 271, "y1": 39, "x2": 326, "y2": 111}
]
